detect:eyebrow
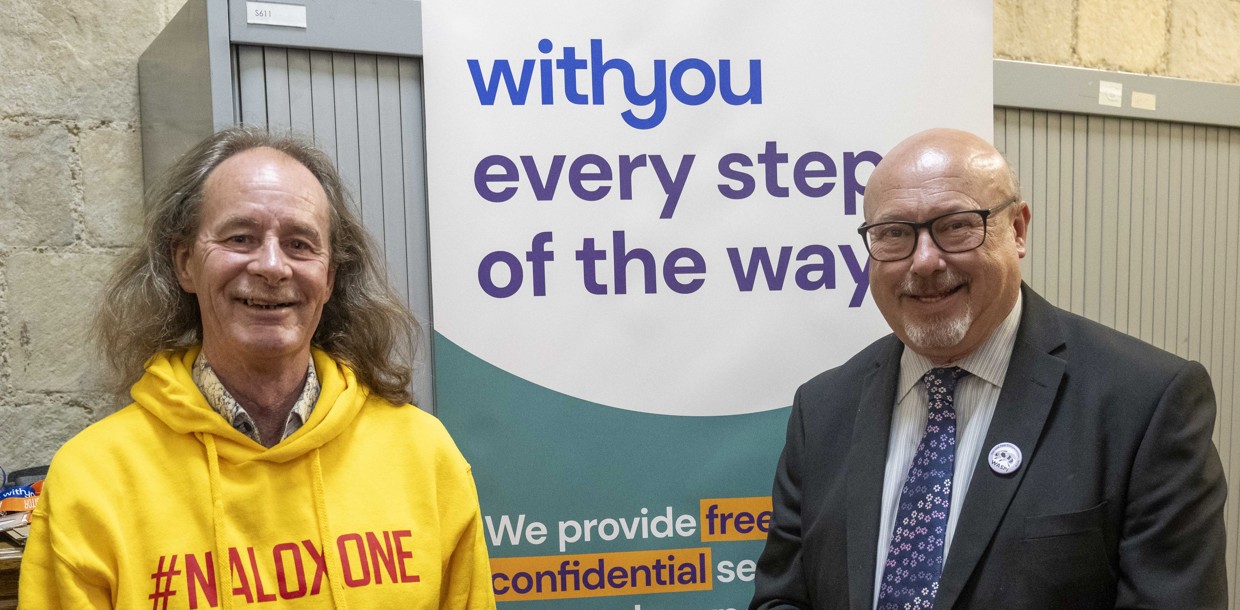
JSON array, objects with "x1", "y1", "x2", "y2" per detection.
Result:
[
  {"x1": 869, "y1": 204, "x2": 985, "y2": 225},
  {"x1": 214, "y1": 216, "x2": 261, "y2": 233},
  {"x1": 214, "y1": 215, "x2": 325, "y2": 244}
]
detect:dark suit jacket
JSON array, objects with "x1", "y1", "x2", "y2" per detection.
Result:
[{"x1": 751, "y1": 285, "x2": 1227, "y2": 609}]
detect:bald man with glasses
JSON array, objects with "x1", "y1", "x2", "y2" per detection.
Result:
[{"x1": 750, "y1": 128, "x2": 1227, "y2": 610}]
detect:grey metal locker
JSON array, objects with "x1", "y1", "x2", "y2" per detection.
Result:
[{"x1": 994, "y1": 59, "x2": 1240, "y2": 601}]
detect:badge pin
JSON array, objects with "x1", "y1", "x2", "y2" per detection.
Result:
[{"x1": 988, "y1": 442, "x2": 1022, "y2": 475}]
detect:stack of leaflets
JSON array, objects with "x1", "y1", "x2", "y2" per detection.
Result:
[
  {"x1": 1, "y1": 466, "x2": 47, "y2": 558},
  {"x1": 0, "y1": 517, "x2": 25, "y2": 560}
]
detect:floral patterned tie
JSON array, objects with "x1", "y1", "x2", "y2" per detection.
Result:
[{"x1": 877, "y1": 366, "x2": 968, "y2": 609}]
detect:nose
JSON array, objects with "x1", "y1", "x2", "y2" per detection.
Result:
[
  {"x1": 249, "y1": 236, "x2": 292, "y2": 283},
  {"x1": 908, "y1": 227, "x2": 947, "y2": 276}
]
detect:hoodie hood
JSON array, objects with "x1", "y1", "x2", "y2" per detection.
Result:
[
  {"x1": 130, "y1": 346, "x2": 363, "y2": 608},
  {"x1": 131, "y1": 347, "x2": 369, "y2": 465}
]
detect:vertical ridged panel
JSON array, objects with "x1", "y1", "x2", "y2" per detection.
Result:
[{"x1": 996, "y1": 108, "x2": 1240, "y2": 604}]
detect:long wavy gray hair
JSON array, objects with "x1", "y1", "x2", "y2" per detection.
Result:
[{"x1": 95, "y1": 126, "x2": 418, "y2": 405}]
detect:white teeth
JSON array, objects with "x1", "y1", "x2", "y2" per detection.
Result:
[
  {"x1": 242, "y1": 299, "x2": 291, "y2": 309},
  {"x1": 910, "y1": 288, "x2": 957, "y2": 301}
]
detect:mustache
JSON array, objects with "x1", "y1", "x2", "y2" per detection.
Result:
[{"x1": 899, "y1": 271, "x2": 968, "y2": 296}]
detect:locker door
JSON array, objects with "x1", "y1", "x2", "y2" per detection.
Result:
[{"x1": 233, "y1": 45, "x2": 435, "y2": 412}]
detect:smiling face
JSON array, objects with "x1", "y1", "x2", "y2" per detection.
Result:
[
  {"x1": 174, "y1": 147, "x2": 336, "y2": 369},
  {"x1": 863, "y1": 129, "x2": 1030, "y2": 363}
]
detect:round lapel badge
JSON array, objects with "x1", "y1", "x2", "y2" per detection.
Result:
[{"x1": 988, "y1": 442, "x2": 1022, "y2": 475}]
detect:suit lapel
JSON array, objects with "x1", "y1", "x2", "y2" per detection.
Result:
[
  {"x1": 846, "y1": 338, "x2": 902, "y2": 610},
  {"x1": 935, "y1": 287, "x2": 1067, "y2": 609}
]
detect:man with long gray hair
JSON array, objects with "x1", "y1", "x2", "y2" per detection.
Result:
[{"x1": 19, "y1": 127, "x2": 496, "y2": 608}]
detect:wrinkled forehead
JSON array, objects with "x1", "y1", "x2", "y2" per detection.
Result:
[{"x1": 196, "y1": 148, "x2": 333, "y2": 230}]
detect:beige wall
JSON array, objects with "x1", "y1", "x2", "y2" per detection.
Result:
[
  {"x1": 0, "y1": 0, "x2": 1238, "y2": 472},
  {"x1": 996, "y1": 0, "x2": 1240, "y2": 83}
]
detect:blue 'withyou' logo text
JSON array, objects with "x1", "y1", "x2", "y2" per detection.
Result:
[{"x1": 467, "y1": 39, "x2": 763, "y2": 130}]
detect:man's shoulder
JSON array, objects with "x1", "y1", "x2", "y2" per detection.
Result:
[
  {"x1": 359, "y1": 395, "x2": 466, "y2": 454},
  {"x1": 59, "y1": 403, "x2": 162, "y2": 453},
  {"x1": 798, "y1": 333, "x2": 900, "y2": 396},
  {"x1": 1033, "y1": 295, "x2": 1193, "y2": 376},
  {"x1": 43, "y1": 403, "x2": 167, "y2": 491}
]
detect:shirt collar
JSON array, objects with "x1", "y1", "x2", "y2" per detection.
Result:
[
  {"x1": 191, "y1": 351, "x2": 320, "y2": 445},
  {"x1": 897, "y1": 294, "x2": 1023, "y2": 400}
]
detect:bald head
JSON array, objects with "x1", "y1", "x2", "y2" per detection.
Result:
[
  {"x1": 861, "y1": 128, "x2": 1030, "y2": 364},
  {"x1": 864, "y1": 128, "x2": 1018, "y2": 223}
]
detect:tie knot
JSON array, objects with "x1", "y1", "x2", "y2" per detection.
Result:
[{"x1": 923, "y1": 366, "x2": 968, "y2": 401}]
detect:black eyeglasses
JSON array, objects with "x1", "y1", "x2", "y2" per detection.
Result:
[{"x1": 856, "y1": 198, "x2": 1017, "y2": 262}]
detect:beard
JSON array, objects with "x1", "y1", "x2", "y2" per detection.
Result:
[
  {"x1": 899, "y1": 271, "x2": 973, "y2": 352},
  {"x1": 904, "y1": 307, "x2": 973, "y2": 351}
]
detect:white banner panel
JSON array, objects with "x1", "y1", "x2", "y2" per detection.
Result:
[{"x1": 425, "y1": 1, "x2": 991, "y2": 606}]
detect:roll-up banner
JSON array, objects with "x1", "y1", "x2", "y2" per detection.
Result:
[{"x1": 424, "y1": 2, "x2": 992, "y2": 607}]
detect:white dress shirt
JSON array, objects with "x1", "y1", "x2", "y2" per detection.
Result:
[{"x1": 872, "y1": 298, "x2": 1022, "y2": 608}]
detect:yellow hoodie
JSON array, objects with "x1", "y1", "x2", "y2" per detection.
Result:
[{"x1": 19, "y1": 347, "x2": 496, "y2": 609}]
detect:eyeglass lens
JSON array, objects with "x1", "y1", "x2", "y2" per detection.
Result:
[{"x1": 865, "y1": 210, "x2": 988, "y2": 261}]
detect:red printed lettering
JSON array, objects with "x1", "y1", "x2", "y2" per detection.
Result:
[
  {"x1": 170, "y1": 530, "x2": 417, "y2": 605},
  {"x1": 273, "y1": 542, "x2": 307, "y2": 599},
  {"x1": 185, "y1": 552, "x2": 218, "y2": 609},
  {"x1": 301, "y1": 539, "x2": 327, "y2": 595},
  {"x1": 366, "y1": 531, "x2": 398, "y2": 584},
  {"x1": 228, "y1": 548, "x2": 254, "y2": 603},
  {"x1": 248, "y1": 546, "x2": 277, "y2": 602},
  {"x1": 392, "y1": 530, "x2": 421, "y2": 584},
  {"x1": 337, "y1": 533, "x2": 371, "y2": 587}
]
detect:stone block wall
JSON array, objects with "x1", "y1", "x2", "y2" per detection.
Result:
[
  {"x1": 0, "y1": 0, "x2": 185, "y2": 473},
  {"x1": 1, "y1": 0, "x2": 1238, "y2": 472}
]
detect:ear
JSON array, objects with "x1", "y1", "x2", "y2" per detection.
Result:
[
  {"x1": 173, "y1": 241, "x2": 198, "y2": 293},
  {"x1": 1011, "y1": 201, "x2": 1031, "y2": 259}
]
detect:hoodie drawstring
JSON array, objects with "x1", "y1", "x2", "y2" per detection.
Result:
[
  {"x1": 203, "y1": 441, "x2": 346, "y2": 609},
  {"x1": 312, "y1": 447, "x2": 349, "y2": 609},
  {"x1": 204, "y1": 435, "x2": 235, "y2": 610}
]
